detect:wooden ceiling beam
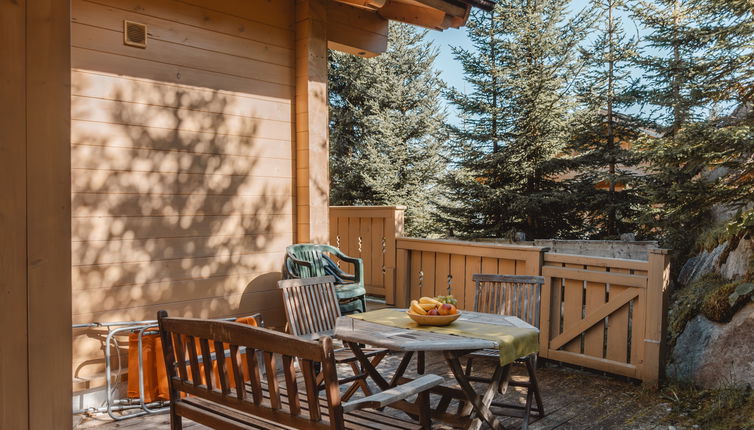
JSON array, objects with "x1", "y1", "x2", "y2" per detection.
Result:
[
  {"x1": 377, "y1": 0, "x2": 450, "y2": 29},
  {"x1": 327, "y1": 1, "x2": 389, "y2": 57},
  {"x1": 332, "y1": 0, "x2": 388, "y2": 10},
  {"x1": 411, "y1": 0, "x2": 467, "y2": 17}
]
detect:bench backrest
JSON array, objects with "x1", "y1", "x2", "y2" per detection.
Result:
[
  {"x1": 157, "y1": 311, "x2": 345, "y2": 430},
  {"x1": 472, "y1": 274, "x2": 544, "y2": 329},
  {"x1": 279, "y1": 276, "x2": 341, "y2": 337}
]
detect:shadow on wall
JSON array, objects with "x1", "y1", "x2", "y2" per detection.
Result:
[{"x1": 70, "y1": 72, "x2": 292, "y2": 381}]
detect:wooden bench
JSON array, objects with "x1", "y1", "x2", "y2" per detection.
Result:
[{"x1": 157, "y1": 311, "x2": 444, "y2": 429}]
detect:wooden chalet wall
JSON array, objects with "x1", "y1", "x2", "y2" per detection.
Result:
[
  {"x1": 70, "y1": 0, "x2": 297, "y2": 384},
  {"x1": 69, "y1": 0, "x2": 390, "y2": 395}
]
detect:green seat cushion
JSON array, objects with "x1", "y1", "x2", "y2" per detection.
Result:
[{"x1": 335, "y1": 282, "x2": 366, "y2": 299}]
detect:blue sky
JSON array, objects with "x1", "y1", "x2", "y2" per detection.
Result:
[{"x1": 426, "y1": 0, "x2": 642, "y2": 123}]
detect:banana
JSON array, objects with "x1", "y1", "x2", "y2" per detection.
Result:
[
  {"x1": 419, "y1": 303, "x2": 437, "y2": 311},
  {"x1": 410, "y1": 300, "x2": 427, "y2": 315},
  {"x1": 419, "y1": 297, "x2": 442, "y2": 306}
]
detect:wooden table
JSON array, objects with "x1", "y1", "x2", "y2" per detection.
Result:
[{"x1": 334, "y1": 310, "x2": 538, "y2": 430}]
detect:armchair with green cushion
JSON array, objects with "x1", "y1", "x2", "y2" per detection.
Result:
[{"x1": 283, "y1": 244, "x2": 367, "y2": 314}]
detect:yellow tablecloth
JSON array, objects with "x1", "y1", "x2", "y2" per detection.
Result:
[{"x1": 349, "y1": 309, "x2": 539, "y2": 366}]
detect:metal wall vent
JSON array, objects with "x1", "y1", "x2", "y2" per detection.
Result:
[{"x1": 123, "y1": 20, "x2": 147, "y2": 48}]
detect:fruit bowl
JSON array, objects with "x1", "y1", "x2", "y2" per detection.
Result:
[{"x1": 407, "y1": 311, "x2": 461, "y2": 326}]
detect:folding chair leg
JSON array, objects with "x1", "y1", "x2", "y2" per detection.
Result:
[
  {"x1": 525, "y1": 355, "x2": 545, "y2": 417},
  {"x1": 522, "y1": 384, "x2": 534, "y2": 430}
]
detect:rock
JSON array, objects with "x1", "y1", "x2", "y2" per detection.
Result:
[
  {"x1": 666, "y1": 303, "x2": 754, "y2": 388},
  {"x1": 720, "y1": 237, "x2": 753, "y2": 280},
  {"x1": 677, "y1": 243, "x2": 727, "y2": 288}
]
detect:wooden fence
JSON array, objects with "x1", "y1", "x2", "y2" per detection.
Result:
[
  {"x1": 395, "y1": 238, "x2": 546, "y2": 311},
  {"x1": 327, "y1": 206, "x2": 670, "y2": 385}
]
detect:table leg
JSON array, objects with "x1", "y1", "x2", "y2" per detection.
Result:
[
  {"x1": 345, "y1": 341, "x2": 390, "y2": 390},
  {"x1": 444, "y1": 351, "x2": 507, "y2": 430},
  {"x1": 390, "y1": 351, "x2": 415, "y2": 388},
  {"x1": 417, "y1": 351, "x2": 425, "y2": 375}
]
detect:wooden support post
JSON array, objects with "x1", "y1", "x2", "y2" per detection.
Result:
[
  {"x1": 395, "y1": 249, "x2": 411, "y2": 308},
  {"x1": 383, "y1": 206, "x2": 405, "y2": 305},
  {"x1": 1, "y1": 0, "x2": 72, "y2": 428},
  {"x1": 295, "y1": 0, "x2": 330, "y2": 244},
  {"x1": 643, "y1": 249, "x2": 670, "y2": 387}
]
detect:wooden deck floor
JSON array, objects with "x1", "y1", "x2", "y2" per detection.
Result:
[{"x1": 74, "y1": 352, "x2": 670, "y2": 430}]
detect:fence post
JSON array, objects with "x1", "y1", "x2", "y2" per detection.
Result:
[
  {"x1": 395, "y1": 248, "x2": 411, "y2": 307},
  {"x1": 643, "y1": 248, "x2": 670, "y2": 386},
  {"x1": 382, "y1": 206, "x2": 405, "y2": 305}
]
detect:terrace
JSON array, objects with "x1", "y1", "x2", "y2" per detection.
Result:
[{"x1": 3, "y1": 0, "x2": 671, "y2": 429}]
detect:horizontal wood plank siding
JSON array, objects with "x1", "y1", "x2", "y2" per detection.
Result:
[{"x1": 71, "y1": 0, "x2": 295, "y2": 385}]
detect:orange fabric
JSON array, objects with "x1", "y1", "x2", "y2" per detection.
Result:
[
  {"x1": 153, "y1": 337, "x2": 170, "y2": 401},
  {"x1": 127, "y1": 333, "x2": 161, "y2": 403}
]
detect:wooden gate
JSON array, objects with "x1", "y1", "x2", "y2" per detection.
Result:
[{"x1": 539, "y1": 250, "x2": 669, "y2": 383}]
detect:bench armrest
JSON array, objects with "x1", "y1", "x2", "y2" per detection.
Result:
[{"x1": 341, "y1": 374, "x2": 444, "y2": 413}]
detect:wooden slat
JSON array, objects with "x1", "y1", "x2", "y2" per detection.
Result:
[
  {"x1": 420, "y1": 251, "x2": 436, "y2": 299},
  {"x1": 542, "y1": 266, "x2": 647, "y2": 288},
  {"x1": 562, "y1": 264, "x2": 584, "y2": 353},
  {"x1": 215, "y1": 341, "x2": 230, "y2": 394},
  {"x1": 583, "y1": 266, "x2": 607, "y2": 359},
  {"x1": 245, "y1": 347, "x2": 263, "y2": 405},
  {"x1": 281, "y1": 355, "x2": 300, "y2": 416},
  {"x1": 463, "y1": 256, "x2": 481, "y2": 312},
  {"x1": 546, "y1": 349, "x2": 638, "y2": 378},
  {"x1": 606, "y1": 285, "x2": 630, "y2": 363},
  {"x1": 360, "y1": 216, "x2": 372, "y2": 288},
  {"x1": 544, "y1": 253, "x2": 649, "y2": 272},
  {"x1": 434, "y1": 252, "x2": 450, "y2": 297},
  {"x1": 199, "y1": 338, "x2": 214, "y2": 390},
  {"x1": 371, "y1": 217, "x2": 385, "y2": 294},
  {"x1": 449, "y1": 254, "x2": 466, "y2": 309}
]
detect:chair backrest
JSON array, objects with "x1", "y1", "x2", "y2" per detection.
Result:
[
  {"x1": 278, "y1": 276, "x2": 341, "y2": 337},
  {"x1": 157, "y1": 311, "x2": 344, "y2": 429},
  {"x1": 472, "y1": 274, "x2": 544, "y2": 328},
  {"x1": 286, "y1": 244, "x2": 340, "y2": 278}
]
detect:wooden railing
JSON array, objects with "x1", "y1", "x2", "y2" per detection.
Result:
[
  {"x1": 328, "y1": 206, "x2": 670, "y2": 385},
  {"x1": 395, "y1": 238, "x2": 546, "y2": 311},
  {"x1": 329, "y1": 206, "x2": 405, "y2": 304}
]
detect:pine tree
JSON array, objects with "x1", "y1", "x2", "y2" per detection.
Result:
[
  {"x1": 443, "y1": 1, "x2": 591, "y2": 239},
  {"x1": 632, "y1": 0, "x2": 754, "y2": 258},
  {"x1": 328, "y1": 23, "x2": 448, "y2": 237},
  {"x1": 564, "y1": 0, "x2": 644, "y2": 238}
]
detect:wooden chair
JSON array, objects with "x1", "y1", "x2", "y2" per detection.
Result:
[
  {"x1": 157, "y1": 311, "x2": 443, "y2": 430},
  {"x1": 465, "y1": 274, "x2": 545, "y2": 430},
  {"x1": 283, "y1": 244, "x2": 367, "y2": 314},
  {"x1": 278, "y1": 276, "x2": 389, "y2": 401}
]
